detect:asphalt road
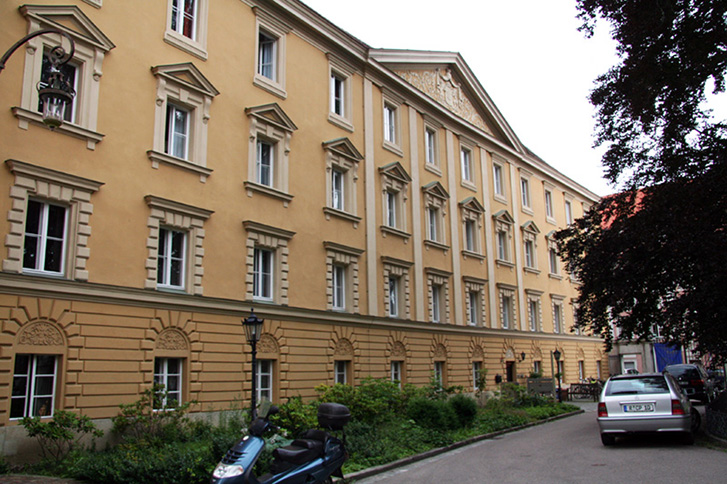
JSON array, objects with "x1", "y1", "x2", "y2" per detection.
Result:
[{"x1": 352, "y1": 403, "x2": 727, "y2": 484}]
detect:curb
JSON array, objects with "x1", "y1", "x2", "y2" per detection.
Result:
[{"x1": 344, "y1": 409, "x2": 584, "y2": 482}]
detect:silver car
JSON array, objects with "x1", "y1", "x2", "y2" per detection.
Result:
[{"x1": 597, "y1": 373, "x2": 698, "y2": 445}]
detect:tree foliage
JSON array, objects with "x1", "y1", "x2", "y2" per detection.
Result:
[{"x1": 557, "y1": 1, "x2": 727, "y2": 362}]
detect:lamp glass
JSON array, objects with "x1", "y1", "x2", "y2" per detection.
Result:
[
  {"x1": 243, "y1": 313, "x2": 263, "y2": 344},
  {"x1": 553, "y1": 349, "x2": 561, "y2": 361}
]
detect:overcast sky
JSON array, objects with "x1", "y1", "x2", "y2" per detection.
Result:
[{"x1": 302, "y1": 0, "x2": 619, "y2": 196}]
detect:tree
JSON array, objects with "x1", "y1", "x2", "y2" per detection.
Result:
[{"x1": 556, "y1": 1, "x2": 727, "y2": 362}]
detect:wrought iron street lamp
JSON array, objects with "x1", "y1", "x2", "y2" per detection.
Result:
[
  {"x1": 242, "y1": 309, "x2": 264, "y2": 420},
  {"x1": 0, "y1": 29, "x2": 76, "y2": 129},
  {"x1": 553, "y1": 349, "x2": 562, "y2": 402}
]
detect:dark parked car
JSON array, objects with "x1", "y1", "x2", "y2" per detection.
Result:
[{"x1": 663, "y1": 363, "x2": 717, "y2": 404}]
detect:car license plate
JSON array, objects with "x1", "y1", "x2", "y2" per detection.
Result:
[{"x1": 623, "y1": 403, "x2": 654, "y2": 412}]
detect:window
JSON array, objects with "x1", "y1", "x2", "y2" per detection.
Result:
[
  {"x1": 323, "y1": 138, "x2": 363, "y2": 223},
  {"x1": 165, "y1": 103, "x2": 190, "y2": 160},
  {"x1": 545, "y1": 189, "x2": 554, "y2": 220},
  {"x1": 332, "y1": 169, "x2": 345, "y2": 211},
  {"x1": 254, "y1": 11, "x2": 289, "y2": 98},
  {"x1": 520, "y1": 177, "x2": 531, "y2": 209},
  {"x1": 384, "y1": 258, "x2": 412, "y2": 319},
  {"x1": 565, "y1": 199, "x2": 573, "y2": 224},
  {"x1": 154, "y1": 357, "x2": 183, "y2": 408},
  {"x1": 431, "y1": 284, "x2": 442, "y2": 323},
  {"x1": 468, "y1": 290, "x2": 480, "y2": 325},
  {"x1": 11, "y1": 354, "x2": 57, "y2": 419},
  {"x1": 23, "y1": 200, "x2": 67, "y2": 275},
  {"x1": 533, "y1": 360, "x2": 542, "y2": 376},
  {"x1": 464, "y1": 278, "x2": 486, "y2": 327},
  {"x1": 527, "y1": 297, "x2": 540, "y2": 332},
  {"x1": 391, "y1": 361, "x2": 402, "y2": 387},
  {"x1": 6, "y1": 161, "x2": 102, "y2": 280},
  {"x1": 145, "y1": 196, "x2": 211, "y2": 295},
  {"x1": 423, "y1": 182, "x2": 449, "y2": 249},
  {"x1": 149, "y1": 64, "x2": 219, "y2": 181},
  {"x1": 427, "y1": 269, "x2": 450, "y2": 324},
  {"x1": 330, "y1": 73, "x2": 345, "y2": 117},
  {"x1": 325, "y1": 242, "x2": 363, "y2": 313},
  {"x1": 558, "y1": 360, "x2": 565, "y2": 385},
  {"x1": 493, "y1": 211, "x2": 514, "y2": 264},
  {"x1": 253, "y1": 248, "x2": 274, "y2": 301},
  {"x1": 332, "y1": 264, "x2": 346, "y2": 310},
  {"x1": 245, "y1": 104, "x2": 297, "y2": 204},
  {"x1": 521, "y1": 221, "x2": 540, "y2": 271},
  {"x1": 472, "y1": 361, "x2": 482, "y2": 391},
  {"x1": 257, "y1": 359, "x2": 273, "y2": 402},
  {"x1": 502, "y1": 295, "x2": 512, "y2": 329},
  {"x1": 165, "y1": 0, "x2": 208, "y2": 59},
  {"x1": 578, "y1": 360, "x2": 585, "y2": 382},
  {"x1": 524, "y1": 240, "x2": 535, "y2": 269},
  {"x1": 388, "y1": 276, "x2": 400, "y2": 317},
  {"x1": 427, "y1": 207, "x2": 440, "y2": 242},
  {"x1": 383, "y1": 103, "x2": 396, "y2": 144},
  {"x1": 379, "y1": 162, "x2": 411, "y2": 236},
  {"x1": 434, "y1": 361, "x2": 444, "y2": 386},
  {"x1": 244, "y1": 222, "x2": 295, "y2": 305},
  {"x1": 425, "y1": 127, "x2": 438, "y2": 167},
  {"x1": 327, "y1": 56, "x2": 355, "y2": 130},
  {"x1": 499, "y1": 287, "x2": 516, "y2": 330},
  {"x1": 461, "y1": 146, "x2": 473, "y2": 183},
  {"x1": 14, "y1": 6, "x2": 114, "y2": 149},
  {"x1": 553, "y1": 299, "x2": 564, "y2": 333},
  {"x1": 157, "y1": 228, "x2": 187, "y2": 290},
  {"x1": 493, "y1": 162, "x2": 505, "y2": 198},
  {"x1": 465, "y1": 220, "x2": 476, "y2": 252},
  {"x1": 335, "y1": 360, "x2": 348, "y2": 385},
  {"x1": 549, "y1": 248, "x2": 560, "y2": 275}
]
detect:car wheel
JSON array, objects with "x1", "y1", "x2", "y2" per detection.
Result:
[
  {"x1": 691, "y1": 408, "x2": 701, "y2": 433},
  {"x1": 600, "y1": 433, "x2": 615, "y2": 446}
]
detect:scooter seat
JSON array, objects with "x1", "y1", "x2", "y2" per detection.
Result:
[{"x1": 273, "y1": 439, "x2": 323, "y2": 465}]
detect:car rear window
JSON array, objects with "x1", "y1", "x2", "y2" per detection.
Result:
[
  {"x1": 606, "y1": 376, "x2": 670, "y2": 395},
  {"x1": 665, "y1": 367, "x2": 700, "y2": 379}
]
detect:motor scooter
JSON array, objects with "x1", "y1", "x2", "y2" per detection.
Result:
[{"x1": 211, "y1": 401, "x2": 350, "y2": 484}]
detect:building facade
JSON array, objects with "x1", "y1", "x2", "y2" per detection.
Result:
[{"x1": 0, "y1": 0, "x2": 605, "y2": 455}]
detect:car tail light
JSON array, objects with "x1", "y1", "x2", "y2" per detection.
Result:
[
  {"x1": 671, "y1": 399, "x2": 685, "y2": 415},
  {"x1": 689, "y1": 379, "x2": 704, "y2": 388},
  {"x1": 598, "y1": 402, "x2": 608, "y2": 417}
]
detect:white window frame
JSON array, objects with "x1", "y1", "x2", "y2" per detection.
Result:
[
  {"x1": 253, "y1": 247, "x2": 274, "y2": 302},
  {"x1": 335, "y1": 360, "x2": 348, "y2": 385},
  {"x1": 427, "y1": 269, "x2": 450, "y2": 324},
  {"x1": 383, "y1": 103, "x2": 396, "y2": 144},
  {"x1": 494, "y1": 211, "x2": 514, "y2": 265},
  {"x1": 379, "y1": 162, "x2": 411, "y2": 237},
  {"x1": 434, "y1": 361, "x2": 444, "y2": 386},
  {"x1": 325, "y1": 242, "x2": 363, "y2": 313},
  {"x1": 384, "y1": 258, "x2": 412, "y2": 320},
  {"x1": 425, "y1": 127, "x2": 438, "y2": 168},
  {"x1": 431, "y1": 284, "x2": 442, "y2": 323},
  {"x1": 14, "y1": 6, "x2": 114, "y2": 149},
  {"x1": 382, "y1": 91, "x2": 403, "y2": 155},
  {"x1": 23, "y1": 199, "x2": 67, "y2": 276},
  {"x1": 10, "y1": 354, "x2": 58, "y2": 419},
  {"x1": 243, "y1": 222, "x2": 295, "y2": 305},
  {"x1": 552, "y1": 298, "x2": 564, "y2": 334},
  {"x1": 524, "y1": 239, "x2": 536, "y2": 269},
  {"x1": 165, "y1": 102, "x2": 190, "y2": 161},
  {"x1": 165, "y1": 0, "x2": 208, "y2": 60},
  {"x1": 499, "y1": 287, "x2": 517, "y2": 330},
  {"x1": 154, "y1": 357, "x2": 183, "y2": 409},
  {"x1": 253, "y1": 11, "x2": 289, "y2": 99},
  {"x1": 157, "y1": 227, "x2": 187, "y2": 290},
  {"x1": 331, "y1": 168, "x2": 345, "y2": 211},
  {"x1": 427, "y1": 207, "x2": 440, "y2": 242},
  {"x1": 497, "y1": 230, "x2": 508, "y2": 261},
  {"x1": 388, "y1": 275, "x2": 400, "y2": 318},
  {"x1": 578, "y1": 360, "x2": 585, "y2": 382},
  {"x1": 327, "y1": 55, "x2": 355, "y2": 131},
  {"x1": 493, "y1": 161, "x2": 506, "y2": 200},
  {"x1": 526, "y1": 294, "x2": 541, "y2": 332},
  {"x1": 565, "y1": 199, "x2": 574, "y2": 225},
  {"x1": 520, "y1": 177, "x2": 531, "y2": 210},
  {"x1": 545, "y1": 187, "x2": 555, "y2": 222},
  {"x1": 256, "y1": 139, "x2": 275, "y2": 187},
  {"x1": 390, "y1": 361, "x2": 402, "y2": 387},
  {"x1": 332, "y1": 264, "x2": 346, "y2": 311},
  {"x1": 472, "y1": 361, "x2": 482, "y2": 391},
  {"x1": 257, "y1": 359, "x2": 273, "y2": 403},
  {"x1": 461, "y1": 146, "x2": 473, "y2": 184},
  {"x1": 468, "y1": 290, "x2": 480, "y2": 325}
]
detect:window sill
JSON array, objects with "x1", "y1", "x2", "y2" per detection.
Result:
[
  {"x1": 244, "y1": 181, "x2": 294, "y2": 207},
  {"x1": 462, "y1": 250, "x2": 485, "y2": 261},
  {"x1": 521, "y1": 206, "x2": 534, "y2": 216},
  {"x1": 524, "y1": 267, "x2": 541, "y2": 275},
  {"x1": 546, "y1": 216, "x2": 557, "y2": 225},
  {"x1": 495, "y1": 259, "x2": 515, "y2": 268},
  {"x1": 494, "y1": 194, "x2": 508, "y2": 205},
  {"x1": 13, "y1": 107, "x2": 104, "y2": 150},
  {"x1": 147, "y1": 150, "x2": 212, "y2": 183},
  {"x1": 424, "y1": 163, "x2": 442, "y2": 177},
  {"x1": 461, "y1": 180, "x2": 477, "y2": 192},
  {"x1": 328, "y1": 112, "x2": 354, "y2": 132},
  {"x1": 380, "y1": 225, "x2": 411, "y2": 240},
  {"x1": 323, "y1": 207, "x2": 361, "y2": 227},
  {"x1": 156, "y1": 286, "x2": 188, "y2": 295},
  {"x1": 424, "y1": 239, "x2": 450, "y2": 253},
  {"x1": 549, "y1": 273, "x2": 563, "y2": 281},
  {"x1": 164, "y1": 30, "x2": 208, "y2": 61},
  {"x1": 253, "y1": 74, "x2": 287, "y2": 99},
  {"x1": 383, "y1": 140, "x2": 403, "y2": 157}
]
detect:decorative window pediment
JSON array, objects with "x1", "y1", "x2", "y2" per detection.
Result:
[
  {"x1": 460, "y1": 197, "x2": 485, "y2": 214},
  {"x1": 493, "y1": 209, "x2": 514, "y2": 225},
  {"x1": 379, "y1": 162, "x2": 412, "y2": 185},
  {"x1": 422, "y1": 181, "x2": 450, "y2": 202},
  {"x1": 152, "y1": 63, "x2": 220, "y2": 99},
  {"x1": 521, "y1": 220, "x2": 540, "y2": 236},
  {"x1": 322, "y1": 137, "x2": 363, "y2": 163},
  {"x1": 21, "y1": 5, "x2": 115, "y2": 52},
  {"x1": 245, "y1": 103, "x2": 298, "y2": 134}
]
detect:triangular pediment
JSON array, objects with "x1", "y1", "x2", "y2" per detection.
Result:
[
  {"x1": 322, "y1": 137, "x2": 363, "y2": 162},
  {"x1": 152, "y1": 63, "x2": 220, "y2": 98},
  {"x1": 521, "y1": 220, "x2": 541, "y2": 234},
  {"x1": 422, "y1": 181, "x2": 449, "y2": 200},
  {"x1": 493, "y1": 210, "x2": 515, "y2": 224},
  {"x1": 459, "y1": 197, "x2": 485, "y2": 214},
  {"x1": 245, "y1": 103, "x2": 297, "y2": 132},
  {"x1": 370, "y1": 50, "x2": 525, "y2": 154},
  {"x1": 379, "y1": 162, "x2": 412, "y2": 183},
  {"x1": 21, "y1": 5, "x2": 115, "y2": 52}
]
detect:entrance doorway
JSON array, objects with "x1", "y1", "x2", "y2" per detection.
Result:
[{"x1": 506, "y1": 361, "x2": 515, "y2": 382}]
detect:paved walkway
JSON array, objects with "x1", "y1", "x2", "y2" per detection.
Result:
[{"x1": 0, "y1": 476, "x2": 84, "y2": 484}]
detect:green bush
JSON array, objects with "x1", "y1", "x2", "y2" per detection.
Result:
[
  {"x1": 271, "y1": 395, "x2": 317, "y2": 437},
  {"x1": 316, "y1": 378, "x2": 411, "y2": 425},
  {"x1": 406, "y1": 396, "x2": 457, "y2": 430},
  {"x1": 21, "y1": 410, "x2": 103, "y2": 464},
  {"x1": 449, "y1": 394, "x2": 478, "y2": 427}
]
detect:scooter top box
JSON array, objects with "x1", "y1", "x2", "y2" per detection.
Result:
[{"x1": 317, "y1": 403, "x2": 351, "y2": 430}]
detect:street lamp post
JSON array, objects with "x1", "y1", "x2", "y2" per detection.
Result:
[
  {"x1": 0, "y1": 29, "x2": 76, "y2": 129},
  {"x1": 553, "y1": 349, "x2": 562, "y2": 403},
  {"x1": 242, "y1": 309, "x2": 264, "y2": 421}
]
